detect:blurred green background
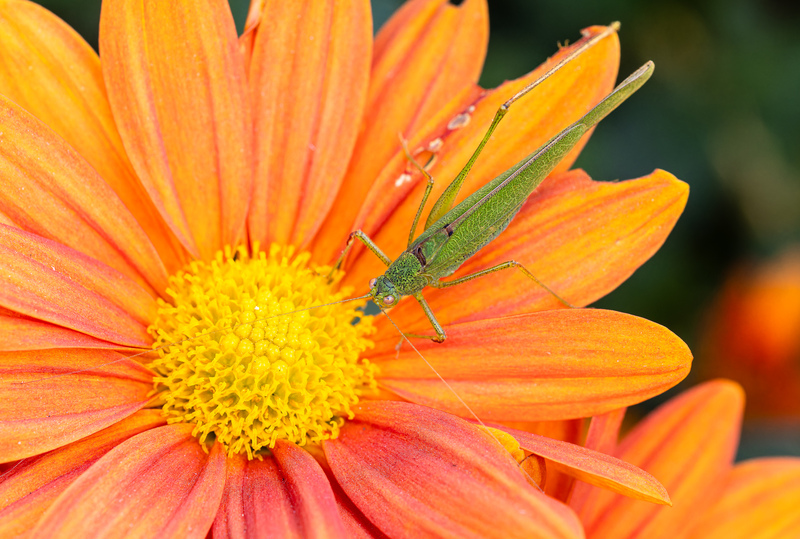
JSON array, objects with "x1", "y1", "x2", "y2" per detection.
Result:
[{"x1": 30, "y1": 0, "x2": 800, "y2": 458}]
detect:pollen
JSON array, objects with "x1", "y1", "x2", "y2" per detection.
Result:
[{"x1": 147, "y1": 244, "x2": 377, "y2": 459}]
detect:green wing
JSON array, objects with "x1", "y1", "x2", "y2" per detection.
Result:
[{"x1": 414, "y1": 61, "x2": 655, "y2": 278}]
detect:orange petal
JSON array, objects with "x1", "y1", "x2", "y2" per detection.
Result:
[
  {"x1": 211, "y1": 453, "x2": 247, "y2": 538},
  {"x1": 0, "y1": 226, "x2": 155, "y2": 346},
  {"x1": 701, "y1": 247, "x2": 800, "y2": 418},
  {"x1": 334, "y1": 490, "x2": 386, "y2": 539},
  {"x1": 246, "y1": 0, "x2": 371, "y2": 249},
  {"x1": 0, "y1": 315, "x2": 121, "y2": 351},
  {"x1": 238, "y1": 0, "x2": 264, "y2": 69},
  {"x1": 533, "y1": 420, "x2": 584, "y2": 502},
  {"x1": 271, "y1": 441, "x2": 346, "y2": 537},
  {"x1": 0, "y1": 0, "x2": 186, "y2": 273},
  {"x1": 324, "y1": 401, "x2": 583, "y2": 539},
  {"x1": 499, "y1": 419, "x2": 585, "y2": 502},
  {"x1": 583, "y1": 409, "x2": 626, "y2": 456},
  {"x1": 340, "y1": 25, "x2": 620, "y2": 285},
  {"x1": 373, "y1": 309, "x2": 691, "y2": 421},
  {"x1": 377, "y1": 169, "x2": 688, "y2": 330},
  {"x1": 213, "y1": 442, "x2": 345, "y2": 538},
  {"x1": 312, "y1": 0, "x2": 488, "y2": 262},
  {"x1": 498, "y1": 425, "x2": 669, "y2": 505},
  {"x1": 0, "y1": 210, "x2": 13, "y2": 227},
  {"x1": 316, "y1": 458, "x2": 388, "y2": 539},
  {"x1": 569, "y1": 408, "x2": 626, "y2": 514},
  {"x1": 0, "y1": 348, "x2": 153, "y2": 462},
  {"x1": 100, "y1": 0, "x2": 252, "y2": 260},
  {"x1": 32, "y1": 424, "x2": 226, "y2": 538},
  {"x1": 0, "y1": 94, "x2": 169, "y2": 294},
  {"x1": 371, "y1": 0, "x2": 487, "y2": 124},
  {"x1": 0, "y1": 410, "x2": 165, "y2": 537},
  {"x1": 688, "y1": 457, "x2": 800, "y2": 538},
  {"x1": 580, "y1": 380, "x2": 744, "y2": 539},
  {"x1": 500, "y1": 419, "x2": 585, "y2": 445}
]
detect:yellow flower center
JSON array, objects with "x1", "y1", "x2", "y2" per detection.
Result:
[{"x1": 147, "y1": 244, "x2": 377, "y2": 459}]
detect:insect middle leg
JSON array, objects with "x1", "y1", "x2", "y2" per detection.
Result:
[
  {"x1": 398, "y1": 136, "x2": 436, "y2": 247},
  {"x1": 433, "y1": 260, "x2": 575, "y2": 308},
  {"x1": 400, "y1": 293, "x2": 447, "y2": 343}
]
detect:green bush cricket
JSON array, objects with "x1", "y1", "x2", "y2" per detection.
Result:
[
  {"x1": 4, "y1": 22, "x2": 663, "y2": 495},
  {"x1": 14, "y1": 25, "x2": 652, "y2": 373},
  {"x1": 332, "y1": 24, "x2": 654, "y2": 343}
]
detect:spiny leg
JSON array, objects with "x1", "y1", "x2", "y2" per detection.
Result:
[
  {"x1": 328, "y1": 230, "x2": 391, "y2": 281},
  {"x1": 399, "y1": 136, "x2": 436, "y2": 247},
  {"x1": 425, "y1": 23, "x2": 620, "y2": 228},
  {"x1": 434, "y1": 260, "x2": 575, "y2": 308},
  {"x1": 398, "y1": 292, "x2": 447, "y2": 344}
]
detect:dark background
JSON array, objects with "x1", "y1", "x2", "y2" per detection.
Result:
[{"x1": 29, "y1": 0, "x2": 800, "y2": 458}]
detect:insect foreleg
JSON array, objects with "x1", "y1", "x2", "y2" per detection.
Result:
[
  {"x1": 329, "y1": 230, "x2": 391, "y2": 279},
  {"x1": 399, "y1": 292, "x2": 447, "y2": 343},
  {"x1": 433, "y1": 260, "x2": 575, "y2": 308}
]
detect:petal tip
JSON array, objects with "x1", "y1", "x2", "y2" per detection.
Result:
[{"x1": 706, "y1": 378, "x2": 746, "y2": 406}]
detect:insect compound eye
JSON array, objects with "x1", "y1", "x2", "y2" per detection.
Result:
[
  {"x1": 369, "y1": 278, "x2": 377, "y2": 288},
  {"x1": 383, "y1": 295, "x2": 396, "y2": 306}
]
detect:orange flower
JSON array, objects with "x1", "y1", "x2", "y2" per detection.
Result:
[
  {"x1": 701, "y1": 247, "x2": 800, "y2": 417},
  {"x1": 0, "y1": 0, "x2": 690, "y2": 536},
  {"x1": 571, "y1": 380, "x2": 800, "y2": 538}
]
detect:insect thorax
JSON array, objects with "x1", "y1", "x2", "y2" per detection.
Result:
[{"x1": 384, "y1": 252, "x2": 430, "y2": 296}]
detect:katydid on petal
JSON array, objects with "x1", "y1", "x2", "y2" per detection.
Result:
[
  {"x1": 13, "y1": 26, "x2": 652, "y2": 388},
  {"x1": 2, "y1": 22, "x2": 659, "y2": 498},
  {"x1": 332, "y1": 25, "x2": 654, "y2": 343}
]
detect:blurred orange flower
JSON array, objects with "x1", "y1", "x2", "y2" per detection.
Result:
[
  {"x1": 701, "y1": 247, "x2": 800, "y2": 417},
  {"x1": 569, "y1": 380, "x2": 800, "y2": 538},
  {"x1": 0, "y1": 0, "x2": 689, "y2": 536}
]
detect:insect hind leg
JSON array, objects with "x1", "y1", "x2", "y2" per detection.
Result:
[
  {"x1": 433, "y1": 260, "x2": 575, "y2": 308},
  {"x1": 424, "y1": 24, "x2": 621, "y2": 229}
]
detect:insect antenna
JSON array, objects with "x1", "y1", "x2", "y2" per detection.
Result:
[
  {"x1": 12, "y1": 293, "x2": 372, "y2": 386},
  {"x1": 0, "y1": 457, "x2": 28, "y2": 482},
  {"x1": 379, "y1": 308, "x2": 545, "y2": 492}
]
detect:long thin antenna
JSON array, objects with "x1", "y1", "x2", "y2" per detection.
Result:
[
  {"x1": 13, "y1": 293, "x2": 372, "y2": 385},
  {"x1": 380, "y1": 309, "x2": 544, "y2": 492},
  {"x1": 0, "y1": 458, "x2": 27, "y2": 481}
]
